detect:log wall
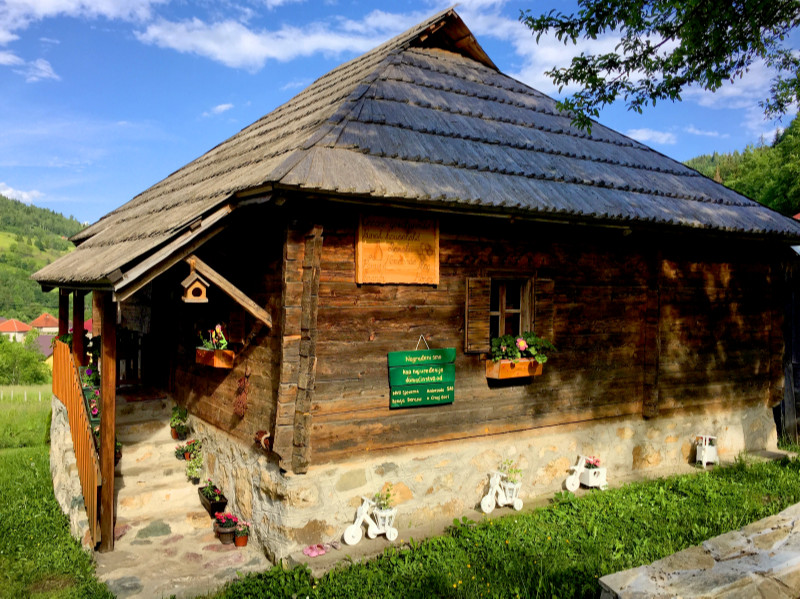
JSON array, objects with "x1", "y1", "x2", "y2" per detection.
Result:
[{"x1": 308, "y1": 206, "x2": 784, "y2": 464}]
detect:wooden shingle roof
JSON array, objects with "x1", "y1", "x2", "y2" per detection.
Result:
[{"x1": 34, "y1": 8, "x2": 800, "y2": 288}]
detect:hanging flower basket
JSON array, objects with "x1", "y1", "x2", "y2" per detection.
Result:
[
  {"x1": 485, "y1": 358, "x2": 543, "y2": 380},
  {"x1": 195, "y1": 348, "x2": 235, "y2": 369}
]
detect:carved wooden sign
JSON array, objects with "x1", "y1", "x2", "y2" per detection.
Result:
[
  {"x1": 356, "y1": 216, "x2": 439, "y2": 285},
  {"x1": 387, "y1": 348, "x2": 455, "y2": 409}
]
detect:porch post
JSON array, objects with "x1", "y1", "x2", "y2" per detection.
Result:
[
  {"x1": 72, "y1": 290, "x2": 86, "y2": 367},
  {"x1": 98, "y1": 291, "x2": 117, "y2": 552},
  {"x1": 58, "y1": 290, "x2": 69, "y2": 337}
]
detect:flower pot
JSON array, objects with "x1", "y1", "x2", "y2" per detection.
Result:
[
  {"x1": 373, "y1": 507, "x2": 397, "y2": 531},
  {"x1": 184, "y1": 452, "x2": 192, "y2": 460},
  {"x1": 579, "y1": 467, "x2": 607, "y2": 489},
  {"x1": 199, "y1": 488, "x2": 228, "y2": 517},
  {"x1": 189, "y1": 476, "x2": 200, "y2": 485},
  {"x1": 485, "y1": 358, "x2": 543, "y2": 380},
  {"x1": 170, "y1": 427, "x2": 179, "y2": 440},
  {"x1": 234, "y1": 534, "x2": 249, "y2": 547},
  {"x1": 196, "y1": 348, "x2": 235, "y2": 369},
  {"x1": 214, "y1": 524, "x2": 235, "y2": 545},
  {"x1": 114, "y1": 450, "x2": 122, "y2": 466},
  {"x1": 500, "y1": 480, "x2": 521, "y2": 501}
]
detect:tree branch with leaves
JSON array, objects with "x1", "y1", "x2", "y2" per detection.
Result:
[{"x1": 520, "y1": 0, "x2": 800, "y2": 131}]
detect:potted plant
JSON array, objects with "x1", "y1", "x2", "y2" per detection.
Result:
[
  {"x1": 498, "y1": 459, "x2": 522, "y2": 503},
  {"x1": 234, "y1": 520, "x2": 250, "y2": 547},
  {"x1": 186, "y1": 454, "x2": 202, "y2": 484},
  {"x1": 169, "y1": 405, "x2": 189, "y2": 440},
  {"x1": 183, "y1": 439, "x2": 201, "y2": 460},
  {"x1": 372, "y1": 483, "x2": 397, "y2": 533},
  {"x1": 174, "y1": 442, "x2": 190, "y2": 460},
  {"x1": 213, "y1": 512, "x2": 238, "y2": 545},
  {"x1": 85, "y1": 390, "x2": 101, "y2": 425},
  {"x1": 485, "y1": 332, "x2": 555, "y2": 379},
  {"x1": 196, "y1": 324, "x2": 235, "y2": 369},
  {"x1": 199, "y1": 479, "x2": 228, "y2": 517},
  {"x1": 80, "y1": 364, "x2": 100, "y2": 389}
]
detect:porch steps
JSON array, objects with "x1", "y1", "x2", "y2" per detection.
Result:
[{"x1": 93, "y1": 395, "x2": 270, "y2": 599}]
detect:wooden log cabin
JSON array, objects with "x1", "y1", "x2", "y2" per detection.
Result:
[{"x1": 34, "y1": 8, "x2": 800, "y2": 558}]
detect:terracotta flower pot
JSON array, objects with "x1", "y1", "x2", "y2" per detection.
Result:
[
  {"x1": 234, "y1": 534, "x2": 249, "y2": 547},
  {"x1": 171, "y1": 427, "x2": 179, "y2": 440},
  {"x1": 184, "y1": 452, "x2": 192, "y2": 460}
]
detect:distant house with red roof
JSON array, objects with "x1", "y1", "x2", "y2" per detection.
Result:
[
  {"x1": 0, "y1": 318, "x2": 32, "y2": 342},
  {"x1": 30, "y1": 312, "x2": 59, "y2": 335}
]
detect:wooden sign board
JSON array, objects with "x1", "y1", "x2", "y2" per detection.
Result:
[
  {"x1": 390, "y1": 384, "x2": 454, "y2": 408},
  {"x1": 387, "y1": 347, "x2": 456, "y2": 409},
  {"x1": 356, "y1": 216, "x2": 439, "y2": 285},
  {"x1": 387, "y1": 348, "x2": 457, "y2": 368},
  {"x1": 389, "y1": 364, "x2": 455, "y2": 387}
]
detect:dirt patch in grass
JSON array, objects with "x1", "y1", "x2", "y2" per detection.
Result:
[{"x1": 29, "y1": 574, "x2": 75, "y2": 593}]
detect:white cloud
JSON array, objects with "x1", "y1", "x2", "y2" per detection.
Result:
[
  {"x1": 0, "y1": 0, "x2": 166, "y2": 47},
  {"x1": 135, "y1": 17, "x2": 388, "y2": 70},
  {"x1": 0, "y1": 182, "x2": 43, "y2": 203},
  {"x1": 39, "y1": 37, "x2": 60, "y2": 44},
  {"x1": 281, "y1": 78, "x2": 311, "y2": 91},
  {"x1": 15, "y1": 58, "x2": 59, "y2": 82},
  {"x1": 0, "y1": 50, "x2": 24, "y2": 66},
  {"x1": 202, "y1": 103, "x2": 234, "y2": 117},
  {"x1": 626, "y1": 128, "x2": 677, "y2": 145},
  {"x1": 685, "y1": 126, "x2": 728, "y2": 138}
]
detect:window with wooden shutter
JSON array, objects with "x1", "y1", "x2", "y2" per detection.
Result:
[
  {"x1": 465, "y1": 277, "x2": 491, "y2": 353},
  {"x1": 466, "y1": 277, "x2": 540, "y2": 353}
]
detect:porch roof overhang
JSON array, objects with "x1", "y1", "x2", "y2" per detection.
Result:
[{"x1": 33, "y1": 191, "x2": 273, "y2": 300}]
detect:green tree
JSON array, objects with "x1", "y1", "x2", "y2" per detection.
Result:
[
  {"x1": 521, "y1": 0, "x2": 800, "y2": 130},
  {"x1": 0, "y1": 332, "x2": 51, "y2": 385}
]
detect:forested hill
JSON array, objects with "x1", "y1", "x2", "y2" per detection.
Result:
[
  {"x1": 0, "y1": 194, "x2": 85, "y2": 322},
  {"x1": 685, "y1": 115, "x2": 800, "y2": 216}
]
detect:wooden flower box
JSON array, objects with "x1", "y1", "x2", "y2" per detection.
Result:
[
  {"x1": 195, "y1": 348, "x2": 235, "y2": 369},
  {"x1": 199, "y1": 488, "x2": 228, "y2": 517},
  {"x1": 485, "y1": 358, "x2": 543, "y2": 380}
]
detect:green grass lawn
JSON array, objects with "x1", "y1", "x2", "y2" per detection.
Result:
[
  {"x1": 0, "y1": 385, "x2": 112, "y2": 599},
  {"x1": 211, "y1": 457, "x2": 800, "y2": 599},
  {"x1": 2, "y1": 384, "x2": 800, "y2": 599}
]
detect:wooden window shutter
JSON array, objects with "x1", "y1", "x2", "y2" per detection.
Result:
[
  {"x1": 465, "y1": 277, "x2": 491, "y2": 353},
  {"x1": 521, "y1": 278, "x2": 534, "y2": 332},
  {"x1": 534, "y1": 278, "x2": 555, "y2": 341}
]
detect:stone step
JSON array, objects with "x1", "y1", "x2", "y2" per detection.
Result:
[
  {"x1": 115, "y1": 398, "x2": 174, "y2": 426},
  {"x1": 116, "y1": 438, "x2": 192, "y2": 478},
  {"x1": 115, "y1": 507, "x2": 216, "y2": 539},
  {"x1": 116, "y1": 418, "x2": 173, "y2": 444},
  {"x1": 116, "y1": 479, "x2": 203, "y2": 520}
]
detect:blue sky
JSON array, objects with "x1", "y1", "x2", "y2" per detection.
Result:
[{"x1": 0, "y1": 0, "x2": 796, "y2": 224}]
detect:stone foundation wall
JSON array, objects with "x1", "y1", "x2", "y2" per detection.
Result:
[
  {"x1": 193, "y1": 402, "x2": 777, "y2": 560},
  {"x1": 49, "y1": 396, "x2": 93, "y2": 550}
]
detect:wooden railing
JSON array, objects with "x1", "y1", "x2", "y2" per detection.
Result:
[{"x1": 53, "y1": 340, "x2": 101, "y2": 546}]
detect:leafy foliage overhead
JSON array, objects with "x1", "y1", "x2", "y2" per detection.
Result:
[
  {"x1": 520, "y1": 0, "x2": 800, "y2": 130},
  {"x1": 685, "y1": 114, "x2": 800, "y2": 215}
]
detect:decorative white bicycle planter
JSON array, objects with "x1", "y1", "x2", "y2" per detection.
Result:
[
  {"x1": 343, "y1": 496, "x2": 398, "y2": 545},
  {"x1": 694, "y1": 434, "x2": 719, "y2": 467},
  {"x1": 565, "y1": 455, "x2": 608, "y2": 491},
  {"x1": 480, "y1": 471, "x2": 523, "y2": 513}
]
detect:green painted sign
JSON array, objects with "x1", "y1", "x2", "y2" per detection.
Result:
[
  {"x1": 389, "y1": 363, "x2": 455, "y2": 386},
  {"x1": 388, "y1": 347, "x2": 456, "y2": 409},
  {"x1": 387, "y1": 348, "x2": 457, "y2": 368},
  {"x1": 390, "y1": 384, "x2": 455, "y2": 408}
]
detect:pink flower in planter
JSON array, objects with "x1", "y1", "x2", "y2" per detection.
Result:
[
  {"x1": 516, "y1": 338, "x2": 528, "y2": 351},
  {"x1": 91, "y1": 407, "x2": 99, "y2": 416}
]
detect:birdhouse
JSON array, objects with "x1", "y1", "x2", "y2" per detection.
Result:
[{"x1": 181, "y1": 271, "x2": 210, "y2": 303}]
